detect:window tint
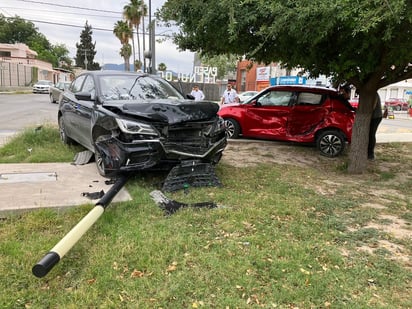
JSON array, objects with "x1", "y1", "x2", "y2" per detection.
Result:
[
  {"x1": 71, "y1": 75, "x2": 86, "y2": 93},
  {"x1": 258, "y1": 91, "x2": 292, "y2": 106},
  {"x1": 82, "y1": 76, "x2": 96, "y2": 99},
  {"x1": 297, "y1": 92, "x2": 322, "y2": 105}
]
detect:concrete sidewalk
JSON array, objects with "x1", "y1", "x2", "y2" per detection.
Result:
[
  {"x1": 0, "y1": 162, "x2": 131, "y2": 213},
  {"x1": 376, "y1": 132, "x2": 412, "y2": 143}
]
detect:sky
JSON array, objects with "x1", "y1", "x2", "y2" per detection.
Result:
[{"x1": 1, "y1": 0, "x2": 196, "y2": 73}]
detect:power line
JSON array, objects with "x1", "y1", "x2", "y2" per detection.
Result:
[
  {"x1": 11, "y1": 0, "x2": 121, "y2": 14},
  {"x1": 1, "y1": 6, "x2": 120, "y2": 19},
  {"x1": 4, "y1": 16, "x2": 171, "y2": 37},
  {"x1": 21, "y1": 18, "x2": 115, "y2": 32}
]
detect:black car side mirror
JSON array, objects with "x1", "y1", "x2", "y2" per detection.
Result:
[
  {"x1": 75, "y1": 91, "x2": 93, "y2": 101},
  {"x1": 186, "y1": 94, "x2": 195, "y2": 100}
]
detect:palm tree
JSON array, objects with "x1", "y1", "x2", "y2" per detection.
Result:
[
  {"x1": 120, "y1": 44, "x2": 132, "y2": 71},
  {"x1": 113, "y1": 20, "x2": 133, "y2": 71},
  {"x1": 123, "y1": 0, "x2": 147, "y2": 71},
  {"x1": 157, "y1": 62, "x2": 167, "y2": 72}
]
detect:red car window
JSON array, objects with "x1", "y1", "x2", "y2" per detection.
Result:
[{"x1": 257, "y1": 91, "x2": 293, "y2": 106}]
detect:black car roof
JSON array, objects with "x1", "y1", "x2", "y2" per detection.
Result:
[{"x1": 80, "y1": 70, "x2": 148, "y2": 77}]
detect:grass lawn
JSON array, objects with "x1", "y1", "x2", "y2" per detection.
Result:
[{"x1": 0, "y1": 126, "x2": 411, "y2": 308}]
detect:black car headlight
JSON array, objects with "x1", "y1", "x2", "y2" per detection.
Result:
[
  {"x1": 216, "y1": 116, "x2": 225, "y2": 132},
  {"x1": 203, "y1": 117, "x2": 226, "y2": 136},
  {"x1": 116, "y1": 119, "x2": 159, "y2": 136}
]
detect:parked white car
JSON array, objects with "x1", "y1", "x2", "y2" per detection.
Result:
[
  {"x1": 238, "y1": 91, "x2": 258, "y2": 102},
  {"x1": 33, "y1": 80, "x2": 53, "y2": 94}
]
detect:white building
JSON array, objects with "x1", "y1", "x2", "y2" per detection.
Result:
[{"x1": 378, "y1": 80, "x2": 412, "y2": 102}]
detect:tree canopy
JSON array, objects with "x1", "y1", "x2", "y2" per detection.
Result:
[
  {"x1": 123, "y1": 0, "x2": 147, "y2": 70},
  {"x1": 0, "y1": 14, "x2": 71, "y2": 68},
  {"x1": 114, "y1": 20, "x2": 133, "y2": 71},
  {"x1": 157, "y1": 0, "x2": 412, "y2": 173},
  {"x1": 75, "y1": 21, "x2": 100, "y2": 70}
]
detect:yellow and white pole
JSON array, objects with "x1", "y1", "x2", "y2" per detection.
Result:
[{"x1": 32, "y1": 175, "x2": 128, "y2": 278}]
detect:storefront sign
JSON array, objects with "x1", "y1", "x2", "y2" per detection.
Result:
[
  {"x1": 159, "y1": 66, "x2": 218, "y2": 83},
  {"x1": 270, "y1": 76, "x2": 307, "y2": 85},
  {"x1": 256, "y1": 66, "x2": 270, "y2": 81}
]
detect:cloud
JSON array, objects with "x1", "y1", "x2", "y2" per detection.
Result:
[{"x1": 1, "y1": 0, "x2": 195, "y2": 73}]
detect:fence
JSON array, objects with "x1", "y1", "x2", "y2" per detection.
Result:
[
  {"x1": 0, "y1": 62, "x2": 35, "y2": 89},
  {"x1": 170, "y1": 82, "x2": 222, "y2": 102}
]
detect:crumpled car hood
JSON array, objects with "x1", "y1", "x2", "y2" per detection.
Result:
[{"x1": 103, "y1": 99, "x2": 220, "y2": 124}]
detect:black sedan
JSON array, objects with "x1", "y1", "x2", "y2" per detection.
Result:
[{"x1": 58, "y1": 71, "x2": 227, "y2": 177}]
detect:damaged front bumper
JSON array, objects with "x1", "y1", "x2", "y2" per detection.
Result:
[{"x1": 95, "y1": 135, "x2": 227, "y2": 174}]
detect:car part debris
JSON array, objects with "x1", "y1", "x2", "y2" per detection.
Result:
[
  {"x1": 105, "y1": 178, "x2": 117, "y2": 185},
  {"x1": 72, "y1": 150, "x2": 94, "y2": 165},
  {"x1": 32, "y1": 175, "x2": 129, "y2": 278},
  {"x1": 162, "y1": 160, "x2": 222, "y2": 192},
  {"x1": 150, "y1": 190, "x2": 217, "y2": 215},
  {"x1": 81, "y1": 190, "x2": 105, "y2": 200}
]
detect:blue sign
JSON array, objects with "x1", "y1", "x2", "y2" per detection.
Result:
[
  {"x1": 405, "y1": 90, "x2": 412, "y2": 95},
  {"x1": 270, "y1": 76, "x2": 307, "y2": 86}
]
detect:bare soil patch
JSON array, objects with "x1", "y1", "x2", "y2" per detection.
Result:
[{"x1": 221, "y1": 140, "x2": 412, "y2": 268}]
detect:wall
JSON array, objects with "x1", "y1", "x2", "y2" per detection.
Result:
[
  {"x1": 171, "y1": 82, "x2": 221, "y2": 102},
  {"x1": 0, "y1": 62, "x2": 34, "y2": 88}
]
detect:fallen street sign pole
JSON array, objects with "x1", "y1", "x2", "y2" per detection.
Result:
[{"x1": 32, "y1": 175, "x2": 129, "y2": 278}]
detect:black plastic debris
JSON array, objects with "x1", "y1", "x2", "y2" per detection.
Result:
[
  {"x1": 81, "y1": 190, "x2": 105, "y2": 200},
  {"x1": 72, "y1": 150, "x2": 94, "y2": 165},
  {"x1": 105, "y1": 178, "x2": 117, "y2": 185},
  {"x1": 150, "y1": 190, "x2": 217, "y2": 215},
  {"x1": 162, "y1": 161, "x2": 222, "y2": 192}
]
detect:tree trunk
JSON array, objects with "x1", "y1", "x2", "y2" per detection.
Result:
[
  {"x1": 131, "y1": 36, "x2": 136, "y2": 71},
  {"x1": 124, "y1": 56, "x2": 130, "y2": 72},
  {"x1": 137, "y1": 26, "x2": 141, "y2": 66},
  {"x1": 347, "y1": 90, "x2": 376, "y2": 174},
  {"x1": 348, "y1": 112, "x2": 370, "y2": 173}
]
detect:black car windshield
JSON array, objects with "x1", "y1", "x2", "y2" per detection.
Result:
[{"x1": 99, "y1": 75, "x2": 184, "y2": 101}]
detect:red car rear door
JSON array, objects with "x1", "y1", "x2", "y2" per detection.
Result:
[{"x1": 287, "y1": 91, "x2": 327, "y2": 139}]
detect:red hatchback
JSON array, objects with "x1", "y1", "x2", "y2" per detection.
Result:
[{"x1": 218, "y1": 85, "x2": 355, "y2": 157}]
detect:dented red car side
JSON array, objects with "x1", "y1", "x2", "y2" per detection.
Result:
[{"x1": 218, "y1": 85, "x2": 355, "y2": 157}]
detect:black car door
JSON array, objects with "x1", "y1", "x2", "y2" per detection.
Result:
[
  {"x1": 60, "y1": 75, "x2": 86, "y2": 143},
  {"x1": 71, "y1": 75, "x2": 96, "y2": 150}
]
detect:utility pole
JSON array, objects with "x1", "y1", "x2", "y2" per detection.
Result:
[
  {"x1": 148, "y1": 0, "x2": 156, "y2": 74},
  {"x1": 79, "y1": 49, "x2": 90, "y2": 70},
  {"x1": 142, "y1": 2, "x2": 146, "y2": 73}
]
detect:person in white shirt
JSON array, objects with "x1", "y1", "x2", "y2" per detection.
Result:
[
  {"x1": 220, "y1": 84, "x2": 239, "y2": 104},
  {"x1": 190, "y1": 85, "x2": 205, "y2": 101}
]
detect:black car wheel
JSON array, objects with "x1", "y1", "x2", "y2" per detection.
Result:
[
  {"x1": 58, "y1": 116, "x2": 75, "y2": 145},
  {"x1": 224, "y1": 118, "x2": 241, "y2": 139},
  {"x1": 94, "y1": 147, "x2": 107, "y2": 177},
  {"x1": 94, "y1": 135, "x2": 117, "y2": 178},
  {"x1": 316, "y1": 130, "x2": 345, "y2": 157}
]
